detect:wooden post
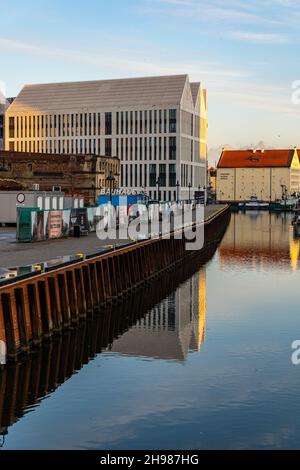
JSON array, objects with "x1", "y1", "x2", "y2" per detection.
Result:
[
  {"x1": 75, "y1": 268, "x2": 87, "y2": 318},
  {"x1": 14, "y1": 288, "x2": 29, "y2": 352},
  {"x1": 37, "y1": 280, "x2": 53, "y2": 337},
  {"x1": 57, "y1": 273, "x2": 71, "y2": 327}
]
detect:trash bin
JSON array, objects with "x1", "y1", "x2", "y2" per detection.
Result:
[{"x1": 73, "y1": 225, "x2": 81, "y2": 238}]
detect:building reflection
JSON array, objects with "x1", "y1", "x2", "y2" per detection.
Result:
[
  {"x1": 0, "y1": 241, "x2": 216, "y2": 445},
  {"x1": 219, "y1": 212, "x2": 300, "y2": 271},
  {"x1": 111, "y1": 269, "x2": 207, "y2": 361}
]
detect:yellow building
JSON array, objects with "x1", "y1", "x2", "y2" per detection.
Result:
[{"x1": 217, "y1": 148, "x2": 300, "y2": 202}]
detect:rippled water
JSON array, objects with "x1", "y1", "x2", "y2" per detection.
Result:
[{"x1": 1, "y1": 211, "x2": 300, "y2": 450}]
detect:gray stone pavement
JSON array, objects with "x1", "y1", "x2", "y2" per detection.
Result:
[{"x1": 0, "y1": 204, "x2": 226, "y2": 268}]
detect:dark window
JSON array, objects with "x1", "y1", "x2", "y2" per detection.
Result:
[
  {"x1": 135, "y1": 164, "x2": 138, "y2": 187},
  {"x1": 159, "y1": 110, "x2": 162, "y2": 133},
  {"x1": 144, "y1": 111, "x2": 148, "y2": 134},
  {"x1": 169, "y1": 109, "x2": 177, "y2": 133},
  {"x1": 105, "y1": 112, "x2": 112, "y2": 135},
  {"x1": 149, "y1": 111, "x2": 152, "y2": 133},
  {"x1": 149, "y1": 164, "x2": 157, "y2": 187},
  {"x1": 140, "y1": 111, "x2": 143, "y2": 133},
  {"x1": 159, "y1": 164, "x2": 166, "y2": 186},
  {"x1": 154, "y1": 110, "x2": 157, "y2": 133},
  {"x1": 130, "y1": 111, "x2": 133, "y2": 134},
  {"x1": 105, "y1": 138, "x2": 112, "y2": 157},
  {"x1": 121, "y1": 112, "x2": 124, "y2": 134},
  {"x1": 140, "y1": 164, "x2": 143, "y2": 187},
  {"x1": 159, "y1": 137, "x2": 162, "y2": 160},
  {"x1": 169, "y1": 164, "x2": 176, "y2": 187},
  {"x1": 116, "y1": 112, "x2": 119, "y2": 135},
  {"x1": 164, "y1": 110, "x2": 167, "y2": 133},
  {"x1": 9, "y1": 117, "x2": 14, "y2": 138},
  {"x1": 84, "y1": 113, "x2": 87, "y2": 136},
  {"x1": 169, "y1": 136, "x2": 176, "y2": 160}
]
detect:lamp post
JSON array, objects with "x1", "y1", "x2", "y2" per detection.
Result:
[
  {"x1": 156, "y1": 177, "x2": 160, "y2": 202},
  {"x1": 188, "y1": 182, "x2": 192, "y2": 204},
  {"x1": 106, "y1": 171, "x2": 116, "y2": 203},
  {"x1": 176, "y1": 180, "x2": 180, "y2": 204}
]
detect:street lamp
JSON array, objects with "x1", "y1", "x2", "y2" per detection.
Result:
[
  {"x1": 176, "y1": 180, "x2": 180, "y2": 204},
  {"x1": 188, "y1": 182, "x2": 192, "y2": 204},
  {"x1": 106, "y1": 171, "x2": 116, "y2": 203},
  {"x1": 156, "y1": 177, "x2": 160, "y2": 202}
]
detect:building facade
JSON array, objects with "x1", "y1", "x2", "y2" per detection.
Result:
[
  {"x1": 0, "y1": 93, "x2": 7, "y2": 151},
  {"x1": 0, "y1": 150, "x2": 120, "y2": 205},
  {"x1": 217, "y1": 149, "x2": 300, "y2": 202},
  {"x1": 5, "y1": 75, "x2": 207, "y2": 201}
]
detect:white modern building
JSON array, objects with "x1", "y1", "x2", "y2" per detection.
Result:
[{"x1": 5, "y1": 75, "x2": 208, "y2": 201}]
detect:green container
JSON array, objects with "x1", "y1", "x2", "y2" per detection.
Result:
[{"x1": 17, "y1": 207, "x2": 36, "y2": 242}]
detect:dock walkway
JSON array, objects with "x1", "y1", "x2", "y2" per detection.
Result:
[{"x1": 0, "y1": 205, "x2": 226, "y2": 268}]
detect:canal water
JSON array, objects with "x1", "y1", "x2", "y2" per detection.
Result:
[{"x1": 1, "y1": 211, "x2": 300, "y2": 450}]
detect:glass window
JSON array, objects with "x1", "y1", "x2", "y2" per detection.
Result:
[
  {"x1": 159, "y1": 110, "x2": 162, "y2": 133},
  {"x1": 169, "y1": 136, "x2": 176, "y2": 160},
  {"x1": 159, "y1": 164, "x2": 166, "y2": 186},
  {"x1": 149, "y1": 164, "x2": 157, "y2": 187},
  {"x1": 9, "y1": 117, "x2": 15, "y2": 138},
  {"x1": 169, "y1": 164, "x2": 176, "y2": 187},
  {"x1": 105, "y1": 138, "x2": 112, "y2": 157},
  {"x1": 164, "y1": 110, "x2": 167, "y2": 133},
  {"x1": 105, "y1": 112, "x2": 112, "y2": 135},
  {"x1": 169, "y1": 109, "x2": 177, "y2": 133}
]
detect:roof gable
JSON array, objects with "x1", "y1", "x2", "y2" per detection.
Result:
[{"x1": 217, "y1": 149, "x2": 296, "y2": 168}]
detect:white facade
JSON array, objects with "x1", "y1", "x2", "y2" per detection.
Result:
[{"x1": 6, "y1": 75, "x2": 208, "y2": 201}]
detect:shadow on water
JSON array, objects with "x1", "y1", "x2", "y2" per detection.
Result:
[{"x1": 0, "y1": 215, "x2": 230, "y2": 445}]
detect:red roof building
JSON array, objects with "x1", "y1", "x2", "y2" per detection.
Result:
[{"x1": 216, "y1": 148, "x2": 300, "y2": 202}]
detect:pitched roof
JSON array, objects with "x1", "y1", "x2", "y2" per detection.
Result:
[
  {"x1": 190, "y1": 82, "x2": 200, "y2": 105},
  {"x1": 7, "y1": 75, "x2": 188, "y2": 113},
  {"x1": 217, "y1": 149, "x2": 296, "y2": 168}
]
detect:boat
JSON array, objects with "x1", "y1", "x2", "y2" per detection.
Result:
[
  {"x1": 270, "y1": 197, "x2": 299, "y2": 212},
  {"x1": 238, "y1": 196, "x2": 269, "y2": 211}
]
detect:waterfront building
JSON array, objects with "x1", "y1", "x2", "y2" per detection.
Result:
[
  {"x1": 219, "y1": 212, "x2": 299, "y2": 272},
  {"x1": 217, "y1": 148, "x2": 300, "y2": 202},
  {"x1": 5, "y1": 75, "x2": 208, "y2": 201},
  {"x1": 0, "y1": 150, "x2": 120, "y2": 205},
  {"x1": 111, "y1": 269, "x2": 206, "y2": 361}
]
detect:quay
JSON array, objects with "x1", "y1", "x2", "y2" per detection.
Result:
[
  {"x1": 0, "y1": 226, "x2": 228, "y2": 439},
  {"x1": 0, "y1": 204, "x2": 230, "y2": 360}
]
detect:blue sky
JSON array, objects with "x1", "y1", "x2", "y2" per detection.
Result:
[{"x1": 1, "y1": 0, "x2": 300, "y2": 158}]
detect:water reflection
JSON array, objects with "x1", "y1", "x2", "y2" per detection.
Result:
[
  {"x1": 0, "y1": 239, "x2": 218, "y2": 445},
  {"x1": 111, "y1": 270, "x2": 206, "y2": 361},
  {"x1": 219, "y1": 212, "x2": 300, "y2": 271}
]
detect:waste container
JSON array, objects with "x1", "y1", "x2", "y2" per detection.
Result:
[{"x1": 73, "y1": 225, "x2": 81, "y2": 238}]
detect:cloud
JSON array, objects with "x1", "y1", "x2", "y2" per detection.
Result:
[
  {"x1": 228, "y1": 31, "x2": 290, "y2": 44},
  {"x1": 145, "y1": 0, "x2": 285, "y2": 26},
  {"x1": 0, "y1": 37, "x2": 251, "y2": 80}
]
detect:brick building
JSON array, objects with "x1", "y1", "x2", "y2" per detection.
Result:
[{"x1": 0, "y1": 150, "x2": 120, "y2": 205}]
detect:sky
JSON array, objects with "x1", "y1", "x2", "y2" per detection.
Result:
[{"x1": 1, "y1": 0, "x2": 300, "y2": 161}]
